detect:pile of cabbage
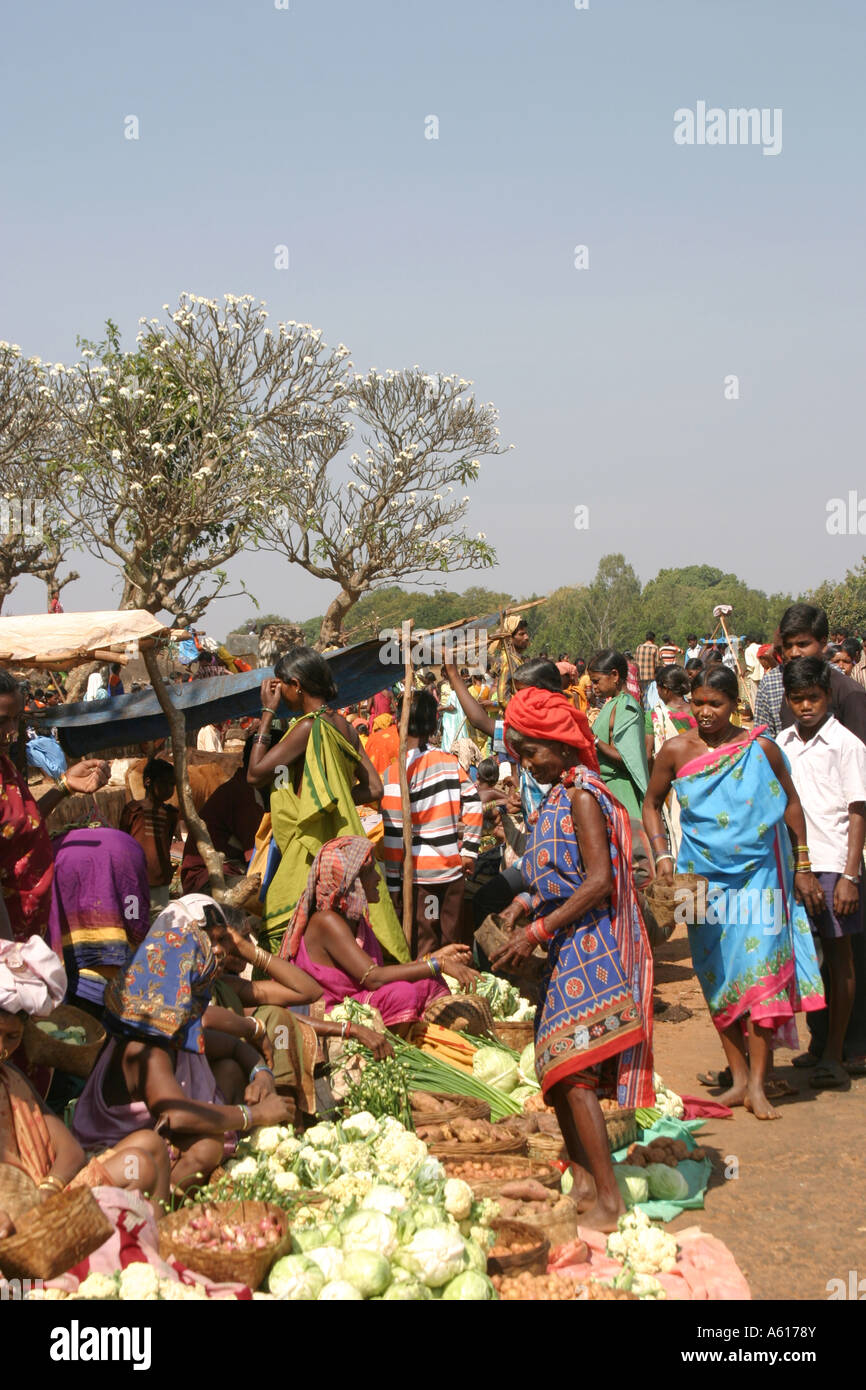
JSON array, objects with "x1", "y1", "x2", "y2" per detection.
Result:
[
  {"x1": 443, "y1": 971, "x2": 535, "y2": 1022},
  {"x1": 472, "y1": 1041, "x2": 539, "y2": 1106},
  {"x1": 224, "y1": 1113, "x2": 499, "y2": 1301}
]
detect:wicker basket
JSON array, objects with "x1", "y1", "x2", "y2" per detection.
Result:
[
  {"x1": 487, "y1": 1219, "x2": 549, "y2": 1277},
  {"x1": 526, "y1": 1132, "x2": 566, "y2": 1163},
  {"x1": 158, "y1": 1200, "x2": 291, "y2": 1290},
  {"x1": 442, "y1": 1155, "x2": 561, "y2": 1198},
  {"x1": 508, "y1": 1196, "x2": 580, "y2": 1251},
  {"x1": 423, "y1": 993, "x2": 495, "y2": 1035},
  {"x1": 0, "y1": 1186, "x2": 113, "y2": 1280},
  {"x1": 0, "y1": 1164, "x2": 41, "y2": 1225},
  {"x1": 493, "y1": 1020, "x2": 534, "y2": 1052},
  {"x1": 23, "y1": 1004, "x2": 106, "y2": 1080},
  {"x1": 428, "y1": 1134, "x2": 527, "y2": 1159},
  {"x1": 603, "y1": 1107, "x2": 638, "y2": 1151},
  {"x1": 409, "y1": 1092, "x2": 490, "y2": 1124},
  {"x1": 642, "y1": 873, "x2": 708, "y2": 940}
]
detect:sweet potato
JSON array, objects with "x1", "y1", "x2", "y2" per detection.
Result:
[{"x1": 498, "y1": 1179, "x2": 554, "y2": 1201}]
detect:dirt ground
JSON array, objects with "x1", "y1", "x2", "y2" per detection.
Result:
[{"x1": 652, "y1": 927, "x2": 866, "y2": 1302}]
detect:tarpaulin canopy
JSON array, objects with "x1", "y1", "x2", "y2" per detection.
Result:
[
  {"x1": 32, "y1": 638, "x2": 403, "y2": 757},
  {"x1": 0, "y1": 610, "x2": 170, "y2": 670}
]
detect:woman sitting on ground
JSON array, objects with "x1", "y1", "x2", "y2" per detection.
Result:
[
  {"x1": 0, "y1": 937, "x2": 170, "y2": 1237},
  {"x1": 280, "y1": 836, "x2": 478, "y2": 1033},
  {"x1": 71, "y1": 898, "x2": 292, "y2": 1191}
]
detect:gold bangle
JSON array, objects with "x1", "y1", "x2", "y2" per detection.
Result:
[
  {"x1": 358, "y1": 963, "x2": 375, "y2": 987},
  {"x1": 39, "y1": 1175, "x2": 64, "y2": 1194},
  {"x1": 58, "y1": 775, "x2": 72, "y2": 799}
]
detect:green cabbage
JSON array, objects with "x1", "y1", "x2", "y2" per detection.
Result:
[
  {"x1": 461, "y1": 1239, "x2": 487, "y2": 1274},
  {"x1": 472, "y1": 1046, "x2": 519, "y2": 1094},
  {"x1": 340, "y1": 1250, "x2": 392, "y2": 1298},
  {"x1": 318, "y1": 1280, "x2": 364, "y2": 1300},
  {"x1": 644, "y1": 1163, "x2": 689, "y2": 1202},
  {"x1": 440, "y1": 1270, "x2": 498, "y2": 1300},
  {"x1": 305, "y1": 1247, "x2": 344, "y2": 1283},
  {"x1": 394, "y1": 1227, "x2": 467, "y2": 1287},
  {"x1": 339, "y1": 1209, "x2": 398, "y2": 1258},
  {"x1": 613, "y1": 1165, "x2": 650, "y2": 1207},
  {"x1": 380, "y1": 1281, "x2": 434, "y2": 1300},
  {"x1": 517, "y1": 1042, "x2": 536, "y2": 1085},
  {"x1": 267, "y1": 1254, "x2": 325, "y2": 1300},
  {"x1": 510, "y1": 1085, "x2": 538, "y2": 1106},
  {"x1": 291, "y1": 1223, "x2": 342, "y2": 1253}
]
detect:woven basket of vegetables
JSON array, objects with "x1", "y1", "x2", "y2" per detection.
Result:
[
  {"x1": 429, "y1": 1134, "x2": 528, "y2": 1159},
  {"x1": 526, "y1": 1132, "x2": 566, "y2": 1163},
  {"x1": 0, "y1": 1186, "x2": 113, "y2": 1280},
  {"x1": 158, "y1": 1201, "x2": 291, "y2": 1290},
  {"x1": 602, "y1": 1107, "x2": 638, "y2": 1152},
  {"x1": 492, "y1": 1020, "x2": 535, "y2": 1051},
  {"x1": 487, "y1": 1219, "x2": 550, "y2": 1277},
  {"x1": 24, "y1": 1004, "x2": 106, "y2": 1079},
  {"x1": 423, "y1": 994, "x2": 495, "y2": 1036},
  {"x1": 409, "y1": 1091, "x2": 491, "y2": 1124},
  {"x1": 441, "y1": 1156, "x2": 561, "y2": 1198}
]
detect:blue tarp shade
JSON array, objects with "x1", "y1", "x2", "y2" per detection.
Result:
[{"x1": 33, "y1": 638, "x2": 403, "y2": 758}]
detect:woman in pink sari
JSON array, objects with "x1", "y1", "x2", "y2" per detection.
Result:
[{"x1": 281, "y1": 836, "x2": 477, "y2": 1030}]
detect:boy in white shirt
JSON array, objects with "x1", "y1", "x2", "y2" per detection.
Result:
[{"x1": 778, "y1": 657, "x2": 866, "y2": 1089}]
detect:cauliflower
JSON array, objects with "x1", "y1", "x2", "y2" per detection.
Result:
[
  {"x1": 75, "y1": 1272, "x2": 119, "y2": 1300},
  {"x1": 373, "y1": 1128, "x2": 427, "y2": 1178},
  {"x1": 337, "y1": 1141, "x2": 376, "y2": 1174},
  {"x1": 275, "y1": 1136, "x2": 303, "y2": 1164},
  {"x1": 227, "y1": 1156, "x2": 261, "y2": 1179},
  {"x1": 395, "y1": 1227, "x2": 468, "y2": 1288},
  {"x1": 443, "y1": 1178, "x2": 473, "y2": 1222},
  {"x1": 304, "y1": 1121, "x2": 339, "y2": 1149},
  {"x1": 118, "y1": 1264, "x2": 160, "y2": 1300},
  {"x1": 606, "y1": 1208, "x2": 678, "y2": 1275},
  {"x1": 324, "y1": 1170, "x2": 374, "y2": 1209},
  {"x1": 251, "y1": 1126, "x2": 284, "y2": 1154},
  {"x1": 273, "y1": 1170, "x2": 302, "y2": 1193},
  {"x1": 158, "y1": 1279, "x2": 207, "y2": 1301},
  {"x1": 652, "y1": 1072, "x2": 685, "y2": 1120},
  {"x1": 361, "y1": 1184, "x2": 408, "y2": 1216},
  {"x1": 340, "y1": 1111, "x2": 378, "y2": 1141}
]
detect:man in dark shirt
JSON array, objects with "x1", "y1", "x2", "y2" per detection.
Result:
[
  {"x1": 180, "y1": 736, "x2": 264, "y2": 892},
  {"x1": 776, "y1": 604, "x2": 866, "y2": 1073}
]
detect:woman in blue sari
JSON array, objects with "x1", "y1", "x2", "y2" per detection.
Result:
[
  {"x1": 644, "y1": 666, "x2": 825, "y2": 1120},
  {"x1": 491, "y1": 687, "x2": 654, "y2": 1233}
]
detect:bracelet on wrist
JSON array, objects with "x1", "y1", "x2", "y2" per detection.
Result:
[
  {"x1": 249, "y1": 1063, "x2": 273, "y2": 1083},
  {"x1": 654, "y1": 853, "x2": 674, "y2": 866},
  {"x1": 39, "y1": 1174, "x2": 64, "y2": 1194},
  {"x1": 841, "y1": 873, "x2": 860, "y2": 886},
  {"x1": 58, "y1": 775, "x2": 72, "y2": 799},
  {"x1": 237, "y1": 1103, "x2": 251, "y2": 1134}
]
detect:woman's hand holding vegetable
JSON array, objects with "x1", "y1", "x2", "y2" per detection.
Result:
[
  {"x1": 490, "y1": 930, "x2": 537, "y2": 973},
  {"x1": 349, "y1": 1024, "x2": 394, "y2": 1061},
  {"x1": 434, "y1": 943, "x2": 478, "y2": 989},
  {"x1": 248, "y1": 1092, "x2": 292, "y2": 1128}
]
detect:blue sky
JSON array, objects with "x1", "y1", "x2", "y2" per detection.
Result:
[{"x1": 3, "y1": 0, "x2": 864, "y2": 634}]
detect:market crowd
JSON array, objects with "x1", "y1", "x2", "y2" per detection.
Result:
[{"x1": 1, "y1": 600, "x2": 864, "y2": 1246}]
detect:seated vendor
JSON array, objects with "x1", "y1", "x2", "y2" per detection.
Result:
[
  {"x1": 0, "y1": 937, "x2": 170, "y2": 1238},
  {"x1": 71, "y1": 897, "x2": 292, "y2": 1192},
  {"x1": 279, "y1": 835, "x2": 479, "y2": 1035}
]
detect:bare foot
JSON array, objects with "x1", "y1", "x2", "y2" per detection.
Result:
[
  {"x1": 576, "y1": 1193, "x2": 626, "y2": 1234},
  {"x1": 744, "y1": 1087, "x2": 781, "y2": 1121},
  {"x1": 564, "y1": 1164, "x2": 596, "y2": 1211},
  {"x1": 714, "y1": 1081, "x2": 748, "y2": 1108}
]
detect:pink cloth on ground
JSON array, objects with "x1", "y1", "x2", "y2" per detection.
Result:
[
  {"x1": 294, "y1": 916, "x2": 447, "y2": 1026},
  {"x1": 549, "y1": 1226, "x2": 751, "y2": 1300},
  {"x1": 71, "y1": 1037, "x2": 229, "y2": 1150}
]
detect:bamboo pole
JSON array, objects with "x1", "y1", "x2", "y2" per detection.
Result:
[
  {"x1": 142, "y1": 646, "x2": 227, "y2": 900},
  {"x1": 398, "y1": 620, "x2": 415, "y2": 950}
]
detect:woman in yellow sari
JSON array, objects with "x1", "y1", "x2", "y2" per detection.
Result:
[{"x1": 248, "y1": 649, "x2": 408, "y2": 962}]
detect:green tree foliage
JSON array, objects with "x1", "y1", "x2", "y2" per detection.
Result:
[
  {"x1": 806, "y1": 561, "x2": 866, "y2": 633},
  {"x1": 639, "y1": 566, "x2": 791, "y2": 644}
]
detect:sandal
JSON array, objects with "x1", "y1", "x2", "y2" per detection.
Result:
[
  {"x1": 764, "y1": 1078, "x2": 797, "y2": 1098},
  {"x1": 697, "y1": 1068, "x2": 733, "y2": 1089},
  {"x1": 842, "y1": 1056, "x2": 866, "y2": 1077},
  {"x1": 809, "y1": 1061, "x2": 850, "y2": 1090},
  {"x1": 791, "y1": 1051, "x2": 821, "y2": 1070}
]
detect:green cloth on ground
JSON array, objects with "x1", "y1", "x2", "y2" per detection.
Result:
[
  {"x1": 613, "y1": 1115, "x2": 712, "y2": 1222},
  {"x1": 593, "y1": 692, "x2": 649, "y2": 819},
  {"x1": 261, "y1": 710, "x2": 409, "y2": 962}
]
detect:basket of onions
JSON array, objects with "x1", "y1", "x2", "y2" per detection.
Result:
[{"x1": 158, "y1": 1201, "x2": 291, "y2": 1290}]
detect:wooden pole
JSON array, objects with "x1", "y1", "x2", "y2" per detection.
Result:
[
  {"x1": 142, "y1": 646, "x2": 227, "y2": 900},
  {"x1": 398, "y1": 620, "x2": 415, "y2": 950}
]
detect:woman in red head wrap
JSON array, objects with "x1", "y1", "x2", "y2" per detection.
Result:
[{"x1": 491, "y1": 687, "x2": 654, "y2": 1233}]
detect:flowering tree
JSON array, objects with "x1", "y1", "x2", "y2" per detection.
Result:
[
  {"x1": 50, "y1": 295, "x2": 350, "y2": 624},
  {"x1": 259, "y1": 368, "x2": 506, "y2": 648},
  {"x1": 0, "y1": 343, "x2": 76, "y2": 611}
]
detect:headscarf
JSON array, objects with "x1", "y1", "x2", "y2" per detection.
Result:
[
  {"x1": 505, "y1": 686, "x2": 600, "y2": 773},
  {"x1": 372, "y1": 712, "x2": 394, "y2": 732},
  {"x1": 0, "y1": 937, "x2": 66, "y2": 1017},
  {"x1": 103, "y1": 895, "x2": 220, "y2": 1053},
  {"x1": 488, "y1": 614, "x2": 526, "y2": 662},
  {"x1": 281, "y1": 835, "x2": 373, "y2": 961}
]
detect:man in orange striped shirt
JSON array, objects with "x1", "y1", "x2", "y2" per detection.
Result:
[{"x1": 381, "y1": 690, "x2": 483, "y2": 955}]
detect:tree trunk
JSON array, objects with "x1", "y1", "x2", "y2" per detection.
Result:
[
  {"x1": 317, "y1": 587, "x2": 362, "y2": 651},
  {"x1": 142, "y1": 646, "x2": 227, "y2": 899},
  {"x1": 65, "y1": 661, "x2": 100, "y2": 703}
]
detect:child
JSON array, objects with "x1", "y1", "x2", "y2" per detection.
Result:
[
  {"x1": 778, "y1": 657, "x2": 866, "y2": 1088},
  {"x1": 119, "y1": 757, "x2": 179, "y2": 912}
]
